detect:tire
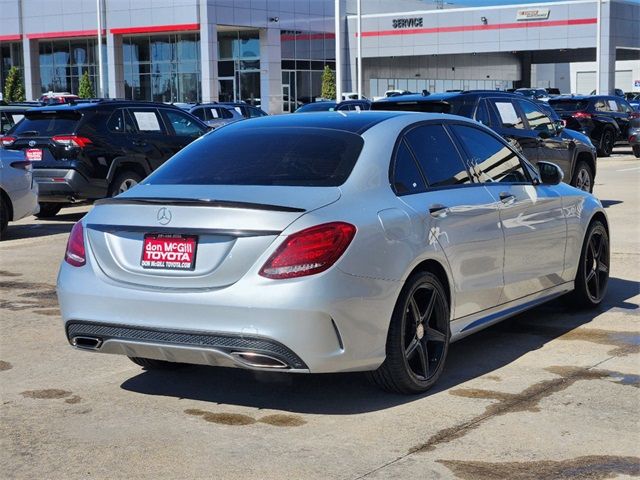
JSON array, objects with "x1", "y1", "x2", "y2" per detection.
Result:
[
  {"x1": 109, "y1": 170, "x2": 142, "y2": 197},
  {"x1": 633, "y1": 145, "x2": 640, "y2": 158},
  {"x1": 568, "y1": 220, "x2": 610, "y2": 308},
  {"x1": 570, "y1": 161, "x2": 594, "y2": 193},
  {"x1": 369, "y1": 271, "x2": 451, "y2": 394},
  {"x1": 597, "y1": 129, "x2": 615, "y2": 157},
  {"x1": 0, "y1": 198, "x2": 9, "y2": 238},
  {"x1": 35, "y1": 202, "x2": 63, "y2": 218},
  {"x1": 128, "y1": 357, "x2": 187, "y2": 370}
]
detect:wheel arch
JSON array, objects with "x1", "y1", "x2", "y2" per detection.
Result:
[
  {"x1": 589, "y1": 210, "x2": 609, "y2": 235},
  {"x1": 404, "y1": 258, "x2": 452, "y2": 315},
  {"x1": 106, "y1": 157, "x2": 151, "y2": 184},
  {"x1": 0, "y1": 188, "x2": 13, "y2": 221},
  {"x1": 574, "y1": 149, "x2": 597, "y2": 178}
]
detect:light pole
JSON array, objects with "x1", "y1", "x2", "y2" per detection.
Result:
[
  {"x1": 357, "y1": 0, "x2": 362, "y2": 99},
  {"x1": 335, "y1": 0, "x2": 342, "y2": 102},
  {"x1": 96, "y1": 0, "x2": 104, "y2": 97}
]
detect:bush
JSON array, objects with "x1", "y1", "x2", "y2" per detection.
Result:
[
  {"x1": 321, "y1": 66, "x2": 336, "y2": 100},
  {"x1": 3, "y1": 66, "x2": 25, "y2": 102},
  {"x1": 78, "y1": 71, "x2": 95, "y2": 98}
]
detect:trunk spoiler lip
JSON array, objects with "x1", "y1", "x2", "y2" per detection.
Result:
[
  {"x1": 94, "y1": 196, "x2": 306, "y2": 213},
  {"x1": 86, "y1": 223, "x2": 281, "y2": 237}
]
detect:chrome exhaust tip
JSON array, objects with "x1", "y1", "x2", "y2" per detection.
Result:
[
  {"x1": 71, "y1": 336, "x2": 103, "y2": 350},
  {"x1": 231, "y1": 352, "x2": 289, "y2": 369}
]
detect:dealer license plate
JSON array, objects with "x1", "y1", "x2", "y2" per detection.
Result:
[{"x1": 140, "y1": 234, "x2": 197, "y2": 270}]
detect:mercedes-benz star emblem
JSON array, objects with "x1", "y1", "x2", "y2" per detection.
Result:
[
  {"x1": 28, "y1": 140, "x2": 36, "y2": 147},
  {"x1": 157, "y1": 207, "x2": 172, "y2": 225}
]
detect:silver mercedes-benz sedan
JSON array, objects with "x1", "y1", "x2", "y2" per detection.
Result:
[{"x1": 57, "y1": 111, "x2": 610, "y2": 394}]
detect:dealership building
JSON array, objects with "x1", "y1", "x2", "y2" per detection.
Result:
[{"x1": 0, "y1": 0, "x2": 638, "y2": 114}]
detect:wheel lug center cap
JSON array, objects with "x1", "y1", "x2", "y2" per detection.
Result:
[{"x1": 416, "y1": 324, "x2": 425, "y2": 340}]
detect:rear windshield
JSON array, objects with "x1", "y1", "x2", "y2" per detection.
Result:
[
  {"x1": 372, "y1": 100, "x2": 460, "y2": 114},
  {"x1": 145, "y1": 126, "x2": 364, "y2": 187},
  {"x1": 548, "y1": 100, "x2": 590, "y2": 112},
  {"x1": 10, "y1": 111, "x2": 83, "y2": 136}
]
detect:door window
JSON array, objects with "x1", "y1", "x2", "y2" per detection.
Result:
[
  {"x1": 392, "y1": 140, "x2": 427, "y2": 195},
  {"x1": 490, "y1": 100, "x2": 525, "y2": 129},
  {"x1": 129, "y1": 109, "x2": 165, "y2": 133},
  {"x1": 451, "y1": 125, "x2": 530, "y2": 184},
  {"x1": 517, "y1": 100, "x2": 555, "y2": 134},
  {"x1": 404, "y1": 124, "x2": 471, "y2": 188},
  {"x1": 618, "y1": 100, "x2": 633, "y2": 114},
  {"x1": 248, "y1": 107, "x2": 267, "y2": 118},
  {"x1": 191, "y1": 108, "x2": 206, "y2": 121},
  {"x1": 594, "y1": 99, "x2": 612, "y2": 112},
  {"x1": 163, "y1": 109, "x2": 205, "y2": 137},
  {"x1": 107, "y1": 109, "x2": 136, "y2": 133}
]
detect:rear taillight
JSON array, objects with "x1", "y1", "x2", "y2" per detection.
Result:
[
  {"x1": 10, "y1": 160, "x2": 32, "y2": 170},
  {"x1": 0, "y1": 135, "x2": 16, "y2": 147},
  {"x1": 259, "y1": 222, "x2": 356, "y2": 280},
  {"x1": 631, "y1": 135, "x2": 637, "y2": 142},
  {"x1": 572, "y1": 111, "x2": 592, "y2": 119},
  {"x1": 52, "y1": 135, "x2": 92, "y2": 148},
  {"x1": 630, "y1": 112, "x2": 640, "y2": 119},
  {"x1": 64, "y1": 221, "x2": 86, "y2": 267}
]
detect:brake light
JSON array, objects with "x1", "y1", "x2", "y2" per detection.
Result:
[
  {"x1": 52, "y1": 135, "x2": 92, "y2": 148},
  {"x1": 64, "y1": 221, "x2": 86, "y2": 267},
  {"x1": 630, "y1": 112, "x2": 640, "y2": 119},
  {"x1": 572, "y1": 111, "x2": 592, "y2": 119},
  {"x1": 0, "y1": 135, "x2": 16, "y2": 147},
  {"x1": 259, "y1": 222, "x2": 356, "y2": 279},
  {"x1": 630, "y1": 135, "x2": 637, "y2": 142}
]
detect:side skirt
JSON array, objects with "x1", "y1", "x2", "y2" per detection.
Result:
[{"x1": 450, "y1": 281, "x2": 574, "y2": 342}]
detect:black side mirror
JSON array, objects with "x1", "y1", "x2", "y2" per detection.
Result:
[{"x1": 537, "y1": 161, "x2": 564, "y2": 185}]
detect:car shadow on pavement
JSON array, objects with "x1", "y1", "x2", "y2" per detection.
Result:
[
  {"x1": 1, "y1": 212, "x2": 85, "y2": 241},
  {"x1": 120, "y1": 276, "x2": 639, "y2": 414},
  {"x1": 601, "y1": 199, "x2": 623, "y2": 208}
]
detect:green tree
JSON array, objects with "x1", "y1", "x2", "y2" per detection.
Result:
[
  {"x1": 321, "y1": 66, "x2": 336, "y2": 100},
  {"x1": 3, "y1": 66, "x2": 25, "y2": 102},
  {"x1": 78, "y1": 71, "x2": 95, "y2": 98}
]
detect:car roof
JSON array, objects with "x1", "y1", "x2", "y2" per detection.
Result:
[
  {"x1": 0, "y1": 105, "x2": 33, "y2": 112},
  {"x1": 25, "y1": 100, "x2": 184, "y2": 113},
  {"x1": 226, "y1": 110, "x2": 413, "y2": 134}
]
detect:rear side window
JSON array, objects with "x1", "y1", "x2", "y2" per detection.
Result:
[
  {"x1": 489, "y1": 99, "x2": 525, "y2": 129},
  {"x1": 474, "y1": 99, "x2": 492, "y2": 126},
  {"x1": 129, "y1": 109, "x2": 165, "y2": 133},
  {"x1": 392, "y1": 140, "x2": 427, "y2": 195},
  {"x1": 145, "y1": 126, "x2": 364, "y2": 187},
  {"x1": 248, "y1": 107, "x2": 267, "y2": 118},
  {"x1": 191, "y1": 108, "x2": 206, "y2": 121},
  {"x1": 404, "y1": 124, "x2": 471, "y2": 188},
  {"x1": 548, "y1": 100, "x2": 590, "y2": 112},
  {"x1": 451, "y1": 125, "x2": 529, "y2": 184},
  {"x1": 10, "y1": 111, "x2": 82, "y2": 136},
  {"x1": 107, "y1": 109, "x2": 136, "y2": 133}
]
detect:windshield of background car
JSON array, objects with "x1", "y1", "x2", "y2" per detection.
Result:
[
  {"x1": 9, "y1": 111, "x2": 83, "y2": 136},
  {"x1": 145, "y1": 126, "x2": 364, "y2": 187},
  {"x1": 548, "y1": 100, "x2": 590, "y2": 112}
]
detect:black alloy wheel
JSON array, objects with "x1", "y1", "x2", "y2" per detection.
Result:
[
  {"x1": 370, "y1": 272, "x2": 450, "y2": 394},
  {"x1": 569, "y1": 220, "x2": 610, "y2": 307}
]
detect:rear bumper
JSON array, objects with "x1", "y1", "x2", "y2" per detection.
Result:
[
  {"x1": 33, "y1": 168, "x2": 106, "y2": 203},
  {"x1": 57, "y1": 256, "x2": 402, "y2": 373}
]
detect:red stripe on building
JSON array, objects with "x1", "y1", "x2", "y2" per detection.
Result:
[
  {"x1": 27, "y1": 30, "x2": 105, "y2": 40},
  {"x1": 358, "y1": 17, "x2": 597, "y2": 37},
  {"x1": 0, "y1": 34, "x2": 22, "y2": 42},
  {"x1": 110, "y1": 23, "x2": 200, "y2": 35}
]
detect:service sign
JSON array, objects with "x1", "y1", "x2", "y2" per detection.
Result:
[
  {"x1": 516, "y1": 8, "x2": 550, "y2": 21},
  {"x1": 141, "y1": 234, "x2": 197, "y2": 270},
  {"x1": 392, "y1": 17, "x2": 424, "y2": 29}
]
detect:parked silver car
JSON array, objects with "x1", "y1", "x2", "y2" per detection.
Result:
[
  {"x1": 57, "y1": 112, "x2": 609, "y2": 394},
  {"x1": 0, "y1": 149, "x2": 39, "y2": 237}
]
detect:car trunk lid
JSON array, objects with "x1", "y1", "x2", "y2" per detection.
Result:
[{"x1": 84, "y1": 185, "x2": 340, "y2": 289}]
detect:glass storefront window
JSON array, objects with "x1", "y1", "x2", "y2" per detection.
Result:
[
  {"x1": 123, "y1": 33, "x2": 200, "y2": 103},
  {"x1": 38, "y1": 38, "x2": 104, "y2": 95},
  {"x1": 217, "y1": 31, "x2": 260, "y2": 105},
  {"x1": 1, "y1": 42, "x2": 23, "y2": 97}
]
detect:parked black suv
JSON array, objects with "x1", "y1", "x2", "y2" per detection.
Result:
[
  {"x1": 0, "y1": 100, "x2": 208, "y2": 217},
  {"x1": 548, "y1": 95, "x2": 638, "y2": 157},
  {"x1": 372, "y1": 91, "x2": 598, "y2": 191}
]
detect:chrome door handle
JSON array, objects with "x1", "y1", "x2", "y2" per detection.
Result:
[
  {"x1": 499, "y1": 192, "x2": 516, "y2": 205},
  {"x1": 429, "y1": 204, "x2": 448, "y2": 218}
]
